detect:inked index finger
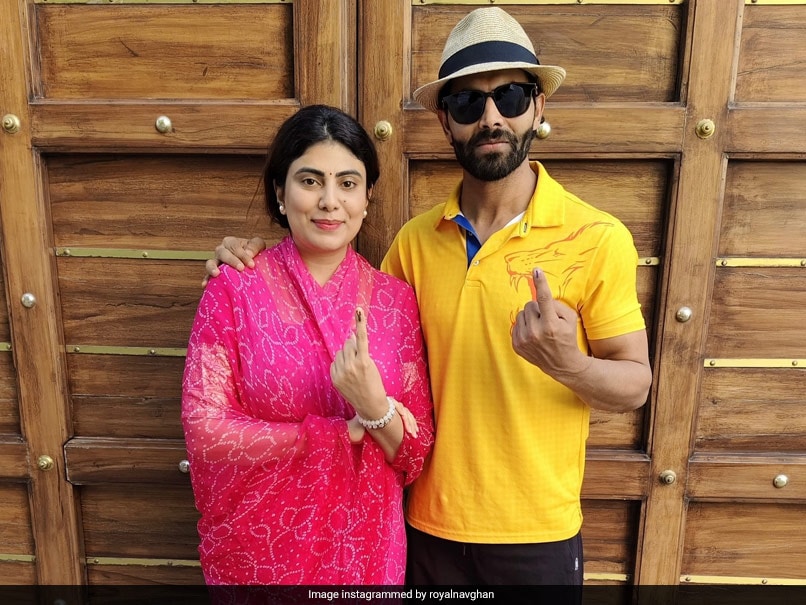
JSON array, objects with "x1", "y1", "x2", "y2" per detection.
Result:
[
  {"x1": 531, "y1": 268, "x2": 555, "y2": 307},
  {"x1": 354, "y1": 308, "x2": 369, "y2": 357}
]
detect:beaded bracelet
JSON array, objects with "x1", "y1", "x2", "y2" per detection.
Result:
[{"x1": 356, "y1": 396, "x2": 397, "y2": 430}]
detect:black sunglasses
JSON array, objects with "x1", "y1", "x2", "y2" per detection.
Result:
[{"x1": 441, "y1": 82, "x2": 538, "y2": 124}]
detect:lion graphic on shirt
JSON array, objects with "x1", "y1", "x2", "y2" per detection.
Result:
[{"x1": 504, "y1": 221, "x2": 614, "y2": 305}]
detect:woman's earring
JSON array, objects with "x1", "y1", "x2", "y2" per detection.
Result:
[
  {"x1": 536, "y1": 117, "x2": 551, "y2": 140},
  {"x1": 362, "y1": 209, "x2": 368, "y2": 218},
  {"x1": 278, "y1": 202, "x2": 286, "y2": 215}
]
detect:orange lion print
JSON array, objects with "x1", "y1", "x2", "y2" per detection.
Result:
[{"x1": 504, "y1": 221, "x2": 613, "y2": 323}]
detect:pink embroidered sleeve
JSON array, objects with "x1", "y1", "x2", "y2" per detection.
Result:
[{"x1": 183, "y1": 342, "x2": 349, "y2": 466}]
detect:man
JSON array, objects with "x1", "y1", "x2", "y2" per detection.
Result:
[{"x1": 208, "y1": 7, "x2": 651, "y2": 589}]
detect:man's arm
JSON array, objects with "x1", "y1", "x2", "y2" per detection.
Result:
[
  {"x1": 565, "y1": 330, "x2": 651, "y2": 412},
  {"x1": 512, "y1": 268, "x2": 651, "y2": 412},
  {"x1": 202, "y1": 236, "x2": 267, "y2": 286}
]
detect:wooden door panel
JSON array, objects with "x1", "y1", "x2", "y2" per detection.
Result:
[
  {"x1": 581, "y1": 500, "x2": 641, "y2": 579},
  {"x1": 31, "y1": 103, "x2": 297, "y2": 150},
  {"x1": 1, "y1": 0, "x2": 85, "y2": 582},
  {"x1": 367, "y1": 0, "x2": 800, "y2": 587},
  {"x1": 706, "y1": 268, "x2": 806, "y2": 357},
  {"x1": 0, "y1": 357, "x2": 20, "y2": 435},
  {"x1": 720, "y1": 162, "x2": 806, "y2": 257},
  {"x1": 582, "y1": 454, "x2": 651, "y2": 499},
  {"x1": 362, "y1": 0, "x2": 691, "y2": 587},
  {"x1": 682, "y1": 502, "x2": 806, "y2": 579},
  {"x1": 635, "y1": 268, "x2": 659, "y2": 341},
  {"x1": 0, "y1": 563, "x2": 36, "y2": 586},
  {"x1": 70, "y1": 355, "x2": 184, "y2": 440},
  {"x1": 687, "y1": 458, "x2": 806, "y2": 501},
  {"x1": 697, "y1": 369, "x2": 806, "y2": 453},
  {"x1": 80, "y1": 484, "x2": 199, "y2": 559},
  {"x1": 0, "y1": 273, "x2": 9, "y2": 341},
  {"x1": 587, "y1": 411, "x2": 644, "y2": 450},
  {"x1": 0, "y1": 112, "x2": 28, "y2": 595},
  {"x1": 0, "y1": 440, "x2": 28, "y2": 480},
  {"x1": 58, "y1": 258, "x2": 201, "y2": 348},
  {"x1": 41, "y1": 0, "x2": 352, "y2": 585},
  {"x1": 65, "y1": 438, "x2": 189, "y2": 486},
  {"x1": 675, "y1": 2, "x2": 806, "y2": 587},
  {"x1": 0, "y1": 483, "x2": 35, "y2": 583},
  {"x1": 35, "y1": 4, "x2": 293, "y2": 101},
  {"x1": 736, "y1": 5, "x2": 806, "y2": 103},
  {"x1": 48, "y1": 154, "x2": 273, "y2": 250},
  {"x1": 0, "y1": 484, "x2": 34, "y2": 551}
]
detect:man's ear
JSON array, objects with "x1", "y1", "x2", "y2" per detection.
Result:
[{"x1": 532, "y1": 93, "x2": 546, "y2": 131}]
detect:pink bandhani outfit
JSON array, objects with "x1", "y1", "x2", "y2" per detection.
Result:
[{"x1": 182, "y1": 237, "x2": 434, "y2": 585}]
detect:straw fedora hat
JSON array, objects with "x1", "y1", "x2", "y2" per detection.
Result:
[{"x1": 413, "y1": 7, "x2": 566, "y2": 113}]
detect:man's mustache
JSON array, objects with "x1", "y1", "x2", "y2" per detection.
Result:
[{"x1": 470, "y1": 129, "x2": 517, "y2": 148}]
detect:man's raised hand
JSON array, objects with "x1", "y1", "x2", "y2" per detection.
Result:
[{"x1": 511, "y1": 268, "x2": 591, "y2": 379}]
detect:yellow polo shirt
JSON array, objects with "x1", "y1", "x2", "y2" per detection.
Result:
[{"x1": 381, "y1": 162, "x2": 645, "y2": 543}]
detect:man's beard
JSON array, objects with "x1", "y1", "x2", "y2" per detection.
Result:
[{"x1": 451, "y1": 126, "x2": 535, "y2": 182}]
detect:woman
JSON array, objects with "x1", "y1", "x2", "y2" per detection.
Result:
[{"x1": 182, "y1": 105, "x2": 434, "y2": 585}]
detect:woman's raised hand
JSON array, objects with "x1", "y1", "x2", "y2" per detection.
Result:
[{"x1": 330, "y1": 308, "x2": 388, "y2": 422}]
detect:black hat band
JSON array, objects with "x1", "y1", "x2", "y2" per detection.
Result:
[{"x1": 439, "y1": 40, "x2": 540, "y2": 80}]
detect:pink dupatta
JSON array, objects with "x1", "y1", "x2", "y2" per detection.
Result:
[{"x1": 182, "y1": 237, "x2": 433, "y2": 585}]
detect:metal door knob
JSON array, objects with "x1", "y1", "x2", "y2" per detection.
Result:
[
  {"x1": 695, "y1": 119, "x2": 715, "y2": 139},
  {"x1": 155, "y1": 115, "x2": 172, "y2": 134},
  {"x1": 37, "y1": 455, "x2": 55, "y2": 471},
  {"x1": 178, "y1": 459, "x2": 190, "y2": 473},
  {"x1": 659, "y1": 470, "x2": 677, "y2": 485},
  {"x1": 373, "y1": 121, "x2": 392, "y2": 141},
  {"x1": 773, "y1": 474, "x2": 788, "y2": 488},
  {"x1": 675, "y1": 306, "x2": 693, "y2": 323},
  {"x1": 21, "y1": 293, "x2": 37, "y2": 308},
  {"x1": 2, "y1": 114, "x2": 21, "y2": 134}
]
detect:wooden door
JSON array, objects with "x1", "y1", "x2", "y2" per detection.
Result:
[
  {"x1": 1, "y1": 0, "x2": 804, "y2": 594},
  {"x1": 359, "y1": 0, "x2": 806, "y2": 590},
  {"x1": 0, "y1": 0, "x2": 355, "y2": 588}
]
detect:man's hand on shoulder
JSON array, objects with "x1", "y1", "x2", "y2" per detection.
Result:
[{"x1": 201, "y1": 236, "x2": 268, "y2": 287}]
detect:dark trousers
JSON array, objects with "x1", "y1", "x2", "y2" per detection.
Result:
[{"x1": 406, "y1": 524, "x2": 583, "y2": 603}]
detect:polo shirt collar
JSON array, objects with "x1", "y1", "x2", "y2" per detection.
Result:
[
  {"x1": 521, "y1": 161, "x2": 565, "y2": 232},
  {"x1": 438, "y1": 162, "x2": 566, "y2": 233},
  {"x1": 438, "y1": 183, "x2": 463, "y2": 227}
]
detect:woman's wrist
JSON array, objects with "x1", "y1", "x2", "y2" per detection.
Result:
[
  {"x1": 347, "y1": 416, "x2": 366, "y2": 444},
  {"x1": 355, "y1": 396, "x2": 397, "y2": 430}
]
